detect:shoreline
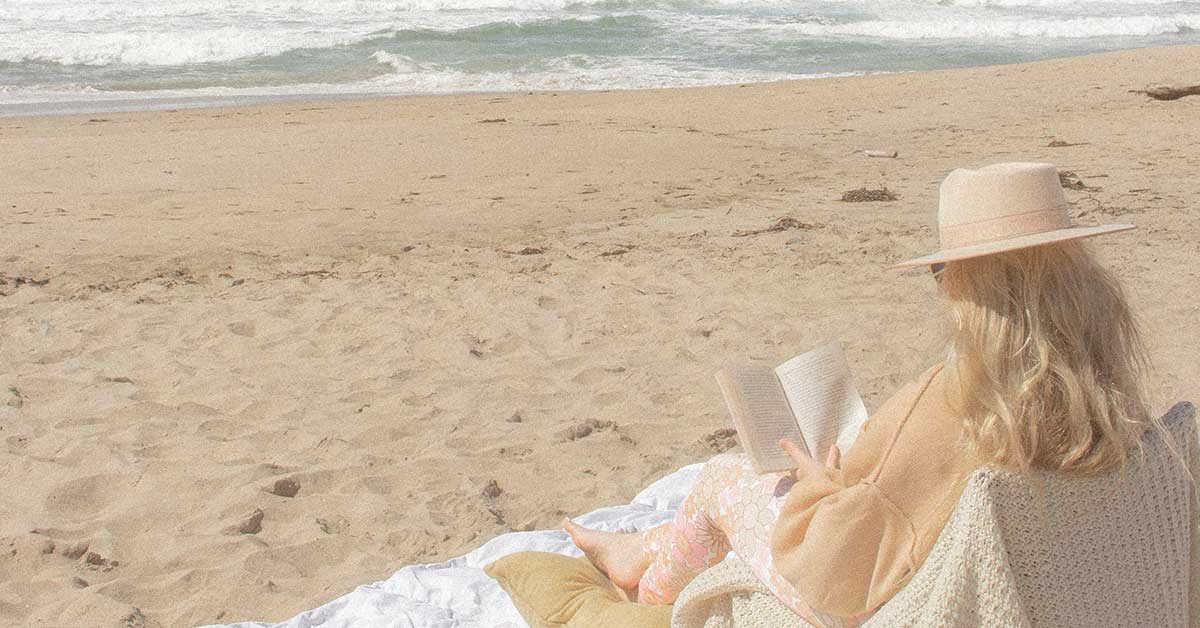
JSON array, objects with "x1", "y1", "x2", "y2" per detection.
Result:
[
  {"x1": 0, "y1": 90, "x2": 379, "y2": 120},
  {"x1": 0, "y1": 71, "x2": 874, "y2": 120},
  {"x1": 0, "y1": 40, "x2": 1185, "y2": 120},
  {"x1": 2, "y1": 44, "x2": 1198, "y2": 628}
]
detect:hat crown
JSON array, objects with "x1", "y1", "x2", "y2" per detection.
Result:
[{"x1": 937, "y1": 162, "x2": 1071, "y2": 249}]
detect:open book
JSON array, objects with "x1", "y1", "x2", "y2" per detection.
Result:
[{"x1": 714, "y1": 342, "x2": 868, "y2": 474}]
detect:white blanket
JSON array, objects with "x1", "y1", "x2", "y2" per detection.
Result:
[{"x1": 199, "y1": 464, "x2": 703, "y2": 628}]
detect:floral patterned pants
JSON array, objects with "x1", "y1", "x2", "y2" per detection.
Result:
[{"x1": 637, "y1": 452, "x2": 818, "y2": 620}]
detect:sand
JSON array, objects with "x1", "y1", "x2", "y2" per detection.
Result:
[{"x1": 2, "y1": 44, "x2": 1198, "y2": 628}]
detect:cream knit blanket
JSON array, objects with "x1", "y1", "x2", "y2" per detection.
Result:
[{"x1": 672, "y1": 401, "x2": 1198, "y2": 628}]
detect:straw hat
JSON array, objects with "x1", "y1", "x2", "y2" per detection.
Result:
[{"x1": 889, "y1": 162, "x2": 1135, "y2": 269}]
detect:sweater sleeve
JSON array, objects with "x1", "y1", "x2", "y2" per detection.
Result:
[
  {"x1": 768, "y1": 365, "x2": 946, "y2": 619},
  {"x1": 769, "y1": 473, "x2": 918, "y2": 618}
]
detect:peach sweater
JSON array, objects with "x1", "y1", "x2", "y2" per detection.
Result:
[{"x1": 770, "y1": 362, "x2": 980, "y2": 620}]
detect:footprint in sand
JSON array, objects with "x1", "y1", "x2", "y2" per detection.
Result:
[
  {"x1": 551, "y1": 355, "x2": 587, "y2": 373},
  {"x1": 30, "y1": 346, "x2": 82, "y2": 365},
  {"x1": 5, "y1": 434, "x2": 30, "y2": 453},
  {"x1": 556, "y1": 418, "x2": 616, "y2": 442},
  {"x1": 356, "y1": 476, "x2": 395, "y2": 496},
  {"x1": 228, "y1": 320, "x2": 256, "y2": 337},
  {"x1": 570, "y1": 366, "x2": 610, "y2": 385},
  {"x1": 487, "y1": 334, "x2": 524, "y2": 358},
  {"x1": 590, "y1": 391, "x2": 624, "y2": 408},
  {"x1": 43, "y1": 473, "x2": 123, "y2": 518},
  {"x1": 649, "y1": 391, "x2": 681, "y2": 407},
  {"x1": 425, "y1": 490, "x2": 472, "y2": 528},
  {"x1": 196, "y1": 418, "x2": 242, "y2": 441}
]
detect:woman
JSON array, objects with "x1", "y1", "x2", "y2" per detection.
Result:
[{"x1": 562, "y1": 162, "x2": 1154, "y2": 626}]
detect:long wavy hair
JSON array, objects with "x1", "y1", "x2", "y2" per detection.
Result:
[{"x1": 937, "y1": 240, "x2": 1153, "y2": 474}]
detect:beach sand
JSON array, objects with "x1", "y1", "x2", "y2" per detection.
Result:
[{"x1": 2, "y1": 44, "x2": 1198, "y2": 628}]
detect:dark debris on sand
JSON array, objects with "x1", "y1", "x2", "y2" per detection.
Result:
[
  {"x1": 269, "y1": 477, "x2": 301, "y2": 498},
  {"x1": 840, "y1": 187, "x2": 898, "y2": 202},
  {"x1": 557, "y1": 418, "x2": 616, "y2": 442},
  {"x1": 482, "y1": 479, "x2": 504, "y2": 499},
  {"x1": 598, "y1": 244, "x2": 636, "y2": 257},
  {"x1": 223, "y1": 509, "x2": 265, "y2": 535},
  {"x1": 732, "y1": 217, "x2": 819, "y2": 237},
  {"x1": 702, "y1": 428, "x2": 739, "y2": 453},
  {"x1": 1058, "y1": 171, "x2": 1101, "y2": 192},
  {"x1": 1134, "y1": 84, "x2": 1200, "y2": 101},
  {"x1": 499, "y1": 246, "x2": 546, "y2": 256}
]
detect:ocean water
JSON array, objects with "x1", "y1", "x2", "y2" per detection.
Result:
[{"x1": 2, "y1": 0, "x2": 1199, "y2": 113}]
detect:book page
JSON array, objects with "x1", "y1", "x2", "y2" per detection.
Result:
[
  {"x1": 773, "y1": 342, "x2": 868, "y2": 464},
  {"x1": 714, "y1": 367, "x2": 806, "y2": 474}
]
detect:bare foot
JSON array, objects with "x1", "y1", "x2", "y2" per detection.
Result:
[{"x1": 562, "y1": 518, "x2": 650, "y2": 595}]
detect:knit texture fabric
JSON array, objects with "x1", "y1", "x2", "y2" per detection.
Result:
[{"x1": 672, "y1": 401, "x2": 1198, "y2": 628}]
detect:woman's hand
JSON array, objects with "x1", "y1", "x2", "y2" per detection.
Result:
[{"x1": 778, "y1": 439, "x2": 840, "y2": 482}]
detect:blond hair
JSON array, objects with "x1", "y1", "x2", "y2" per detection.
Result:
[{"x1": 938, "y1": 240, "x2": 1152, "y2": 474}]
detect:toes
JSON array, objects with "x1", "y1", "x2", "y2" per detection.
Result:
[{"x1": 563, "y1": 519, "x2": 590, "y2": 550}]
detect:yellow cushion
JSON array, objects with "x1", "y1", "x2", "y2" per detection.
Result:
[{"x1": 483, "y1": 551, "x2": 672, "y2": 628}]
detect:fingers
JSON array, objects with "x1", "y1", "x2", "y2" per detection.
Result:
[
  {"x1": 825, "y1": 445, "x2": 841, "y2": 469},
  {"x1": 778, "y1": 438, "x2": 806, "y2": 465},
  {"x1": 778, "y1": 439, "x2": 840, "y2": 479}
]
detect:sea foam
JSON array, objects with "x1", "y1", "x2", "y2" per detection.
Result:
[
  {"x1": 768, "y1": 14, "x2": 1200, "y2": 39},
  {"x1": 2, "y1": 0, "x2": 1199, "y2": 110}
]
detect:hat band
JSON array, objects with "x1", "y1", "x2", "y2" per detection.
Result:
[{"x1": 939, "y1": 206, "x2": 1070, "y2": 249}]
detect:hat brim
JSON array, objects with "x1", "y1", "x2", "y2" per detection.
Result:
[{"x1": 887, "y1": 223, "x2": 1137, "y2": 270}]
